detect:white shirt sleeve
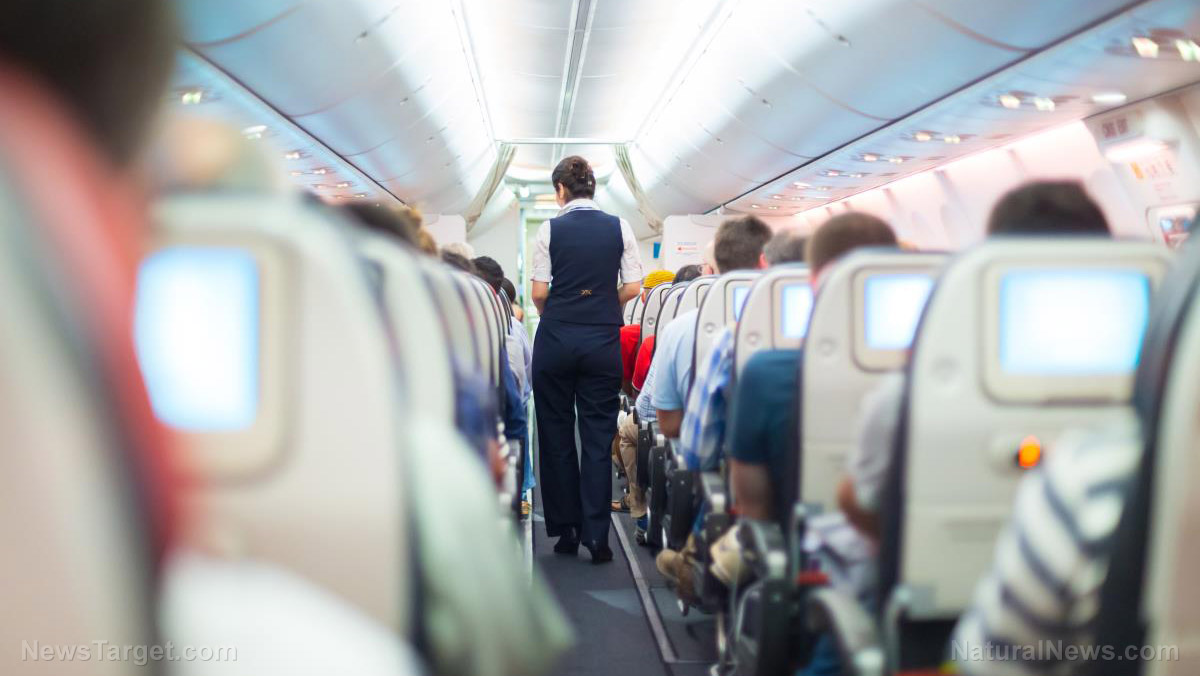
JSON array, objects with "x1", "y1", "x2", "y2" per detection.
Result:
[
  {"x1": 619, "y1": 218, "x2": 644, "y2": 285},
  {"x1": 531, "y1": 221, "x2": 552, "y2": 283}
]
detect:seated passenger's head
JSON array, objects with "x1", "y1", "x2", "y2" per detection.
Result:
[
  {"x1": 987, "y1": 181, "x2": 1111, "y2": 237},
  {"x1": 501, "y1": 278, "x2": 519, "y2": 305},
  {"x1": 674, "y1": 264, "x2": 702, "y2": 284},
  {"x1": 807, "y1": 212, "x2": 898, "y2": 290},
  {"x1": 472, "y1": 256, "x2": 505, "y2": 293},
  {"x1": 764, "y1": 229, "x2": 808, "y2": 266},
  {"x1": 701, "y1": 241, "x2": 717, "y2": 275},
  {"x1": 441, "y1": 250, "x2": 477, "y2": 274},
  {"x1": 552, "y1": 155, "x2": 596, "y2": 205},
  {"x1": 714, "y1": 215, "x2": 773, "y2": 273},
  {"x1": 0, "y1": 0, "x2": 178, "y2": 168},
  {"x1": 441, "y1": 241, "x2": 475, "y2": 259},
  {"x1": 642, "y1": 269, "x2": 675, "y2": 300},
  {"x1": 342, "y1": 203, "x2": 420, "y2": 248},
  {"x1": 415, "y1": 228, "x2": 438, "y2": 256}
]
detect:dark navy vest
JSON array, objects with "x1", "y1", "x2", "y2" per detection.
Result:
[{"x1": 543, "y1": 207, "x2": 624, "y2": 326}]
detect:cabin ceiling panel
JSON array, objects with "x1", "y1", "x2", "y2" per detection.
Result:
[
  {"x1": 176, "y1": 0, "x2": 299, "y2": 45},
  {"x1": 915, "y1": 0, "x2": 1137, "y2": 50}
]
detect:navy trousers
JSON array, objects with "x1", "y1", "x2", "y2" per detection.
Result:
[{"x1": 532, "y1": 319, "x2": 621, "y2": 544}]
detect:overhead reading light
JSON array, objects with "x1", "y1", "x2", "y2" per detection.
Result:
[
  {"x1": 1132, "y1": 36, "x2": 1160, "y2": 58},
  {"x1": 767, "y1": 205, "x2": 779, "y2": 210},
  {"x1": 943, "y1": 134, "x2": 962, "y2": 144},
  {"x1": 311, "y1": 184, "x2": 330, "y2": 190},
  {"x1": 288, "y1": 171, "x2": 303, "y2": 177},
  {"x1": 311, "y1": 168, "x2": 328, "y2": 175},
  {"x1": 1178, "y1": 39, "x2": 1200, "y2": 62},
  {"x1": 750, "y1": 204, "x2": 761, "y2": 209},
  {"x1": 352, "y1": 193, "x2": 367, "y2": 198},
  {"x1": 913, "y1": 131, "x2": 933, "y2": 142},
  {"x1": 1092, "y1": 92, "x2": 1128, "y2": 105},
  {"x1": 241, "y1": 124, "x2": 267, "y2": 140},
  {"x1": 180, "y1": 89, "x2": 205, "y2": 105},
  {"x1": 283, "y1": 150, "x2": 303, "y2": 160},
  {"x1": 846, "y1": 172, "x2": 865, "y2": 178},
  {"x1": 518, "y1": 185, "x2": 530, "y2": 198},
  {"x1": 861, "y1": 153, "x2": 879, "y2": 162},
  {"x1": 999, "y1": 93, "x2": 1022, "y2": 110},
  {"x1": 823, "y1": 169, "x2": 841, "y2": 177},
  {"x1": 334, "y1": 181, "x2": 352, "y2": 189},
  {"x1": 1104, "y1": 138, "x2": 1168, "y2": 163},
  {"x1": 770, "y1": 194, "x2": 784, "y2": 199},
  {"x1": 1033, "y1": 97, "x2": 1056, "y2": 112},
  {"x1": 887, "y1": 156, "x2": 905, "y2": 164},
  {"x1": 792, "y1": 182, "x2": 810, "y2": 188}
]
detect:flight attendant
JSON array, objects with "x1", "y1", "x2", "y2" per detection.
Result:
[{"x1": 531, "y1": 156, "x2": 643, "y2": 563}]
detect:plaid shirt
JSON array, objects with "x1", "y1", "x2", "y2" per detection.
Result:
[{"x1": 680, "y1": 326, "x2": 735, "y2": 471}]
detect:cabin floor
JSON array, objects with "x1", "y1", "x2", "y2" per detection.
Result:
[{"x1": 527, "y1": 452, "x2": 719, "y2": 676}]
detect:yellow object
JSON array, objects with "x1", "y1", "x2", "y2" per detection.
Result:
[
  {"x1": 1017, "y1": 435, "x2": 1043, "y2": 469},
  {"x1": 643, "y1": 269, "x2": 675, "y2": 289}
]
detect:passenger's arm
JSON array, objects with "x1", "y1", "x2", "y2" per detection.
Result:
[
  {"x1": 836, "y1": 476, "x2": 879, "y2": 540},
  {"x1": 618, "y1": 281, "x2": 641, "y2": 305},
  {"x1": 531, "y1": 281, "x2": 549, "y2": 315},
  {"x1": 657, "y1": 409, "x2": 683, "y2": 438},
  {"x1": 730, "y1": 458, "x2": 772, "y2": 521}
]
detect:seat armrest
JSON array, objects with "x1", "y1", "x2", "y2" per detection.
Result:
[
  {"x1": 666, "y1": 438, "x2": 686, "y2": 466},
  {"x1": 699, "y1": 472, "x2": 727, "y2": 514},
  {"x1": 806, "y1": 588, "x2": 885, "y2": 676},
  {"x1": 737, "y1": 519, "x2": 788, "y2": 581}
]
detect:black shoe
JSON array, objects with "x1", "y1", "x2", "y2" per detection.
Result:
[
  {"x1": 553, "y1": 528, "x2": 580, "y2": 555},
  {"x1": 583, "y1": 540, "x2": 613, "y2": 564}
]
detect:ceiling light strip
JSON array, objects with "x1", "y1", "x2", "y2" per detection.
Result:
[
  {"x1": 635, "y1": 0, "x2": 742, "y2": 141},
  {"x1": 181, "y1": 48, "x2": 405, "y2": 205},
  {"x1": 449, "y1": 0, "x2": 496, "y2": 141},
  {"x1": 552, "y1": 0, "x2": 598, "y2": 163}
]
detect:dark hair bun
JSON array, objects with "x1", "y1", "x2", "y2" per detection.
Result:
[{"x1": 551, "y1": 155, "x2": 596, "y2": 200}]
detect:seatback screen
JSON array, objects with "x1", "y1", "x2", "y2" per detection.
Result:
[
  {"x1": 135, "y1": 247, "x2": 260, "y2": 431},
  {"x1": 780, "y1": 283, "x2": 814, "y2": 339},
  {"x1": 998, "y1": 269, "x2": 1149, "y2": 375},
  {"x1": 732, "y1": 286, "x2": 749, "y2": 321},
  {"x1": 864, "y1": 274, "x2": 934, "y2": 350}
]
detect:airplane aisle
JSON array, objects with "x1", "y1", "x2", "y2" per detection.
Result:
[{"x1": 531, "y1": 457, "x2": 718, "y2": 676}]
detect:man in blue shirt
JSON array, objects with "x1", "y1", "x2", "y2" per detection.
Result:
[{"x1": 651, "y1": 216, "x2": 773, "y2": 437}]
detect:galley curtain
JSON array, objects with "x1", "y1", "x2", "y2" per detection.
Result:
[
  {"x1": 463, "y1": 142, "x2": 516, "y2": 231},
  {"x1": 613, "y1": 143, "x2": 662, "y2": 235}
]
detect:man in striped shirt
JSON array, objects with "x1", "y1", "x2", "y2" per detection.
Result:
[{"x1": 952, "y1": 419, "x2": 1141, "y2": 674}]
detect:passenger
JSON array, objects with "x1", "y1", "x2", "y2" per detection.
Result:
[
  {"x1": 442, "y1": 240, "x2": 476, "y2": 259},
  {"x1": 415, "y1": 227, "x2": 439, "y2": 256},
  {"x1": 674, "y1": 264, "x2": 703, "y2": 283},
  {"x1": 530, "y1": 155, "x2": 644, "y2": 563},
  {"x1": 651, "y1": 217, "x2": 773, "y2": 596},
  {"x1": 342, "y1": 202, "x2": 421, "y2": 248},
  {"x1": 502, "y1": 277, "x2": 525, "y2": 322},
  {"x1": 472, "y1": 254, "x2": 532, "y2": 411},
  {"x1": 629, "y1": 264, "x2": 700, "y2": 392},
  {"x1": 839, "y1": 181, "x2": 1113, "y2": 543},
  {"x1": 701, "y1": 240, "x2": 718, "y2": 276},
  {"x1": 611, "y1": 269, "x2": 679, "y2": 524},
  {"x1": 621, "y1": 269, "x2": 675, "y2": 397},
  {"x1": 952, "y1": 183, "x2": 1122, "y2": 676},
  {"x1": 651, "y1": 216, "x2": 772, "y2": 439},
  {"x1": 441, "y1": 249, "x2": 478, "y2": 274}
]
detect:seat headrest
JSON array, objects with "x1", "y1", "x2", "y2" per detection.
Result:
[
  {"x1": 658, "y1": 282, "x2": 690, "y2": 331},
  {"x1": 733, "y1": 265, "x2": 810, "y2": 376},
  {"x1": 640, "y1": 282, "x2": 674, "y2": 339},
  {"x1": 677, "y1": 275, "x2": 716, "y2": 319},
  {"x1": 141, "y1": 193, "x2": 412, "y2": 633},
  {"x1": 883, "y1": 238, "x2": 1170, "y2": 620},
  {"x1": 799, "y1": 250, "x2": 945, "y2": 509},
  {"x1": 693, "y1": 271, "x2": 761, "y2": 380}
]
